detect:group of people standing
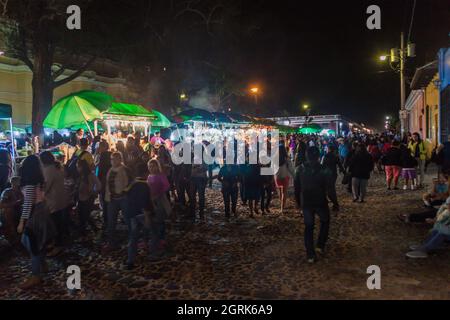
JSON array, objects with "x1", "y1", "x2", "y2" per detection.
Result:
[{"x1": 1, "y1": 128, "x2": 450, "y2": 289}]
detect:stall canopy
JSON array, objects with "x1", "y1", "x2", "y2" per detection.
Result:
[
  {"x1": 103, "y1": 102, "x2": 157, "y2": 120},
  {"x1": 0, "y1": 103, "x2": 12, "y2": 119},
  {"x1": 44, "y1": 91, "x2": 113, "y2": 129},
  {"x1": 175, "y1": 108, "x2": 215, "y2": 122},
  {"x1": 149, "y1": 109, "x2": 171, "y2": 128},
  {"x1": 212, "y1": 112, "x2": 235, "y2": 123}
]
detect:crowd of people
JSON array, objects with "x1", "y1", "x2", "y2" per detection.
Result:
[{"x1": 0, "y1": 127, "x2": 449, "y2": 289}]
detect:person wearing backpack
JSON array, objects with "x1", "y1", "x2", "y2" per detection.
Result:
[
  {"x1": 67, "y1": 138, "x2": 94, "y2": 179},
  {"x1": 294, "y1": 146, "x2": 332, "y2": 264}
]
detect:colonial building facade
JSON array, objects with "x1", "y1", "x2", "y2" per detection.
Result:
[{"x1": 405, "y1": 48, "x2": 450, "y2": 146}]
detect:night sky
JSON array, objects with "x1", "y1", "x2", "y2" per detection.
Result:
[{"x1": 238, "y1": 0, "x2": 449, "y2": 129}]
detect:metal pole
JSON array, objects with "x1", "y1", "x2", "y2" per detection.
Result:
[{"x1": 400, "y1": 32, "x2": 406, "y2": 135}]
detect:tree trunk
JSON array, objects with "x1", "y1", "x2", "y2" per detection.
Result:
[{"x1": 31, "y1": 35, "x2": 54, "y2": 136}]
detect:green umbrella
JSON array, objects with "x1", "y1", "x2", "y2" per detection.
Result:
[
  {"x1": 150, "y1": 110, "x2": 171, "y2": 128},
  {"x1": 44, "y1": 90, "x2": 114, "y2": 129},
  {"x1": 299, "y1": 127, "x2": 321, "y2": 134}
]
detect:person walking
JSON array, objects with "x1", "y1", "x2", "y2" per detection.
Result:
[
  {"x1": 17, "y1": 155, "x2": 56, "y2": 289},
  {"x1": 189, "y1": 150, "x2": 208, "y2": 223},
  {"x1": 95, "y1": 141, "x2": 112, "y2": 235},
  {"x1": 348, "y1": 143, "x2": 374, "y2": 203},
  {"x1": 294, "y1": 147, "x2": 331, "y2": 263},
  {"x1": 217, "y1": 164, "x2": 239, "y2": 221},
  {"x1": 381, "y1": 140, "x2": 402, "y2": 190},
  {"x1": 408, "y1": 133, "x2": 427, "y2": 187},
  {"x1": 274, "y1": 145, "x2": 295, "y2": 214},
  {"x1": 322, "y1": 145, "x2": 344, "y2": 211}
]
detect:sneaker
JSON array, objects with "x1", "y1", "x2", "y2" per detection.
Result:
[
  {"x1": 316, "y1": 247, "x2": 324, "y2": 255},
  {"x1": 403, "y1": 185, "x2": 408, "y2": 190},
  {"x1": 352, "y1": 198, "x2": 358, "y2": 203},
  {"x1": 393, "y1": 187, "x2": 399, "y2": 190},
  {"x1": 423, "y1": 200, "x2": 431, "y2": 207},
  {"x1": 46, "y1": 247, "x2": 63, "y2": 258},
  {"x1": 387, "y1": 187, "x2": 391, "y2": 190},
  {"x1": 122, "y1": 263, "x2": 135, "y2": 271},
  {"x1": 307, "y1": 257, "x2": 316, "y2": 264},
  {"x1": 19, "y1": 276, "x2": 42, "y2": 290},
  {"x1": 411, "y1": 185, "x2": 416, "y2": 190},
  {"x1": 406, "y1": 250, "x2": 428, "y2": 259},
  {"x1": 409, "y1": 244, "x2": 422, "y2": 251}
]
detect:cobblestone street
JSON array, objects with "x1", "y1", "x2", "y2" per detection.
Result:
[{"x1": 0, "y1": 169, "x2": 449, "y2": 300}]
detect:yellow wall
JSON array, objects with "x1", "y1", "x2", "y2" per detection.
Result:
[
  {"x1": 424, "y1": 75, "x2": 440, "y2": 147},
  {"x1": 0, "y1": 56, "x2": 136, "y2": 128}
]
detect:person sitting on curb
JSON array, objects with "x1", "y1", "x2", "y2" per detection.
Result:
[
  {"x1": 422, "y1": 173, "x2": 449, "y2": 208},
  {"x1": 406, "y1": 197, "x2": 450, "y2": 259}
]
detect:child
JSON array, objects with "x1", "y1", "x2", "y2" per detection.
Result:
[
  {"x1": 147, "y1": 159, "x2": 170, "y2": 260},
  {"x1": 423, "y1": 173, "x2": 449, "y2": 207},
  {"x1": 401, "y1": 146, "x2": 418, "y2": 190},
  {"x1": 406, "y1": 197, "x2": 450, "y2": 258},
  {"x1": 0, "y1": 176, "x2": 23, "y2": 246}
]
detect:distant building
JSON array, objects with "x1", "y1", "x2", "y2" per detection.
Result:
[
  {"x1": 405, "y1": 47, "x2": 450, "y2": 146},
  {"x1": 268, "y1": 114, "x2": 374, "y2": 136}
]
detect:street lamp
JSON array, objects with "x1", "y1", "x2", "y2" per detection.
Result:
[
  {"x1": 379, "y1": 32, "x2": 416, "y2": 135},
  {"x1": 303, "y1": 104, "x2": 309, "y2": 110},
  {"x1": 250, "y1": 87, "x2": 260, "y2": 105},
  {"x1": 180, "y1": 93, "x2": 187, "y2": 100}
]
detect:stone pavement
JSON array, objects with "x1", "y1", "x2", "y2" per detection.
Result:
[{"x1": 0, "y1": 168, "x2": 449, "y2": 300}]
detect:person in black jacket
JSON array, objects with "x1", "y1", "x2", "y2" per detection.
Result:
[
  {"x1": 218, "y1": 164, "x2": 240, "y2": 220},
  {"x1": 381, "y1": 140, "x2": 403, "y2": 190},
  {"x1": 123, "y1": 162, "x2": 152, "y2": 270},
  {"x1": 322, "y1": 145, "x2": 345, "y2": 211},
  {"x1": 294, "y1": 146, "x2": 331, "y2": 263},
  {"x1": 348, "y1": 143, "x2": 374, "y2": 203}
]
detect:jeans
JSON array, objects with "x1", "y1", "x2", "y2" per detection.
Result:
[
  {"x1": 78, "y1": 197, "x2": 95, "y2": 234},
  {"x1": 99, "y1": 191, "x2": 108, "y2": 229},
  {"x1": 327, "y1": 175, "x2": 339, "y2": 207},
  {"x1": 222, "y1": 186, "x2": 238, "y2": 218},
  {"x1": 420, "y1": 230, "x2": 450, "y2": 252},
  {"x1": 51, "y1": 208, "x2": 69, "y2": 246},
  {"x1": 123, "y1": 212, "x2": 145, "y2": 265},
  {"x1": 352, "y1": 178, "x2": 368, "y2": 201},
  {"x1": 417, "y1": 158, "x2": 426, "y2": 186},
  {"x1": 21, "y1": 234, "x2": 45, "y2": 276},
  {"x1": 107, "y1": 197, "x2": 128, "y2": 245},
  {"x1": 302, "y1": 206, "x2": 330, "y2": 259},
  {"x1": 408, "y1": 209, "x2": 437, "y2": 223},
  {"x1": 261, "y1": 185, "x2": 272, "y2": 211},
  {"x1": 189, "y1": 177, "x2": 207, "y2": 219},
  {"x1": 150, "y1": 220, "x2": 166, "y2": 254}
]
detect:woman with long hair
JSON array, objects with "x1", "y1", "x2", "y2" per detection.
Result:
[
  {"x1": 17, "y1": 155, "x2": 55, "y2": 289},
  {"x1": 274, "y1": 144, "x2": 294, "y2": 214}
]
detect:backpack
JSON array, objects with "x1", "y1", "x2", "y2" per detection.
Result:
[{"x1": 66, "y1": 150, "x2": 87, "y2": 179}]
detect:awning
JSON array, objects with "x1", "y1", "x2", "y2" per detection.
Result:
[
  {"x1": 0, "y1": 103, "x2": 12, "y2": 119},
  {"x1": 103, "y1": 102, "x2": 157, "y2": 120},
  {"x1": 410, "y1": 61, "x2": 438, "y2": 90}
]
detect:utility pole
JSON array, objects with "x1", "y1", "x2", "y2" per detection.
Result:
[
  {"x1": 379, "y1": 32, "x2": 415, "y2": 136},
  {"x1": 399, "y1": 32, "x2": 407, "y2": 135}
]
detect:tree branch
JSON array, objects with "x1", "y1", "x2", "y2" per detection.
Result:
[
  {"x1": 51, "y1": 64, "x2": 66, "y2": 80},
  {"x1": 16, "y1": 26, "x2": 34, "y2": 71},
  {"x1": 53, "y1": 56, "x2": 96, "y2": 88}
]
